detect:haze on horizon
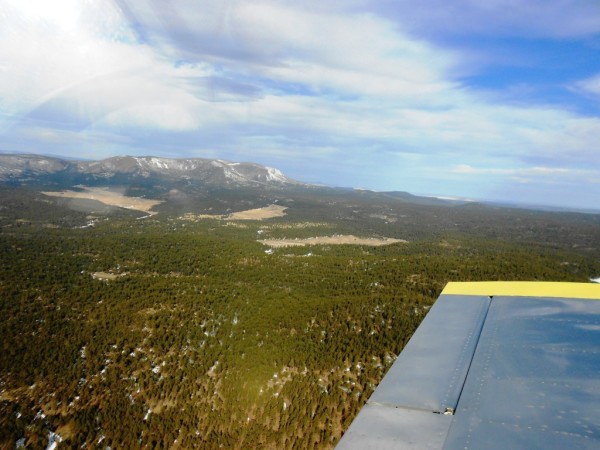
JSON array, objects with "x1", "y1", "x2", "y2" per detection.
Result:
[{"x1": 0, "y1": 0, "x2": 599, "y2": 210}]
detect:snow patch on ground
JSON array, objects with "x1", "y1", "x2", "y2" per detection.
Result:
[
  {"x1": 46, "y1": 431, "x2": 62, "y2": 450},
  {"x1": 266, "y1": 167, "x2": 287, "y2": 183},
  {"x1": 150, "y1": 157, "x2": 169, "y2": 170},
  {"x1": 223, "y1": 166, "x2": 245, "y2": 182},
  {"x1": 591, "y1": 277, "x2": 600, "y2": 283}
]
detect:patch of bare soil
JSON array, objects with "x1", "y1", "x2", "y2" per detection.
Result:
[
  {"x1": 179, "y1": 204, "x2": 288, "y2": 221},
  {"x1": 258, "y1": 235, "x2": 407, "y2": 248},
  {"x1": 42, "y1": 187, "x2": 163, "y2": 214},
  {"x1": 91, "y1": 272, "x2": 120, "y2": 281},
  {"x1": 180, "y1": 213, "x2": 224, "y2": 220},
  {"x1": 227, "y1": 204, "x2": 287, "y2": 220}
]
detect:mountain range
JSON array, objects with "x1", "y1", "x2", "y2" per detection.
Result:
[
  {"x1": 0, "y1": 154, "x2": 297, "y2": 189},
  {"x1": 1, "y1": 153, "x2": 599, "y2": 257},
  {"x1": 6, "y1": 153, "x2": 598, "y2": 216}
]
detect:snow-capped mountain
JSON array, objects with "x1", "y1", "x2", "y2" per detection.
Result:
[{"x1": 0, "y1": 154, "x2": 297, "y2": 188}]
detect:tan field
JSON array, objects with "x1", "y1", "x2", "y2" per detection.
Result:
[
  {"x1": 180, "y1": 204, "x2": 288, "y2": 221},
  {"x1": 91, "y1": 272, "x2": 120, "y2": 281},
  {"x1": 226, "y1": 204, "x2": 287, "y2": 220},
  {"x1": 42, "y1": 187, "x2": 163, "y2": 214},
  {"x1": 258, "y1": 235, "x2": 407, "y2": 248}
]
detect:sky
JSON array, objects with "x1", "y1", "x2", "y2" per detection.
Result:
[{"x1": 1, "y1": 0, "x2": 599, "y2": 210}]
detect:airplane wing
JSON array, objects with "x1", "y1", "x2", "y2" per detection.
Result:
[{"x1": 336, "y1": 282, "x2": 600, "y2": 449}]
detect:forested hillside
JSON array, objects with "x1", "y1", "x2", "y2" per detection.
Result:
[{"x1": 1, "y1": 189, "x2": 599, "y2": 449}]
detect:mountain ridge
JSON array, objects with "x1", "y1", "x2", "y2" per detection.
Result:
[
  {"x1": 0, "y1": 154, "x2": 298, "y2": 189},
  {"x1": 10, "y1": 153, "x2": 591, "y2": 214}
]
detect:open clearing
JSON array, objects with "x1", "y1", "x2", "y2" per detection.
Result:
[
  {"x1": 180, "y1": 204, "x2": 288, "y2": 221},
  {"x1": 227, "y1": 204, "x2": 287, "y2": 220},
  {"x1": 42, "y1": 187, "x2": 163, "y2": 214},
  {"x1": 258, "y1": 235, "x2": 407, "y2": 247},
  {"x1": 91, "y1": 272, "x2": 120, "y2": 281}
]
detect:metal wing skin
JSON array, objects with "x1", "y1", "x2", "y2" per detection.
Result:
[{"x1": 337, "y1": 282, "x2": 600, "y2": 449}]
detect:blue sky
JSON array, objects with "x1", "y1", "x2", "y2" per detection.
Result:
[{"x1": 1, "y1": 0, "x2": 599, "y2": 210}]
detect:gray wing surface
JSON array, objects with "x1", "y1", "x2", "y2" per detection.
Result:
[{"x1": 337, "y1": 282, "x2": 600, "y2": 449}]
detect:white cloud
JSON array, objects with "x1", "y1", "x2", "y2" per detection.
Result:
[
  {"x1": 572, "y1": 74, "x2": 600, "y2": 96},
  {"x1": 6, "y1": 0, "x2": 83, "y2": 32},
  {"x1": 0, "y1": 0, "x2": 219, "y2": 133},
  {"x1": 451, "y1": 164, "x2": 597, "y2": 184},
  {"x1": 113, "y1": 0, "x2": 462, "y2": 96},
  {"x1": 452, "y1": 165, "x2": 574, "y2": 176},
  {"x1": 0, "y1": 0, "x2": 587, "y2": 147}
]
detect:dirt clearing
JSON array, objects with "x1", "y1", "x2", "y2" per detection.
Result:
[
  {"x1": 227, "y1": 204, "x2": 287, "y2": 220},
  {"x1": 180, "y1": 204, "x2": 288, "y2": 221},
  {"x1": 91, "y1": 272, "x2": 121, "y2": 281},
  {"x1": 259, "y1": 235, "x2": 407, "y2": 248},
  {"x1": 43, "y1": 187, "x2": 163, "y2": 214}
]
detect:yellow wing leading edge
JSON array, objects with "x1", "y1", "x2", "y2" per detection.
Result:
[{"x1": 441, "y1": 281, "x2": 600, "y2": 300}]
